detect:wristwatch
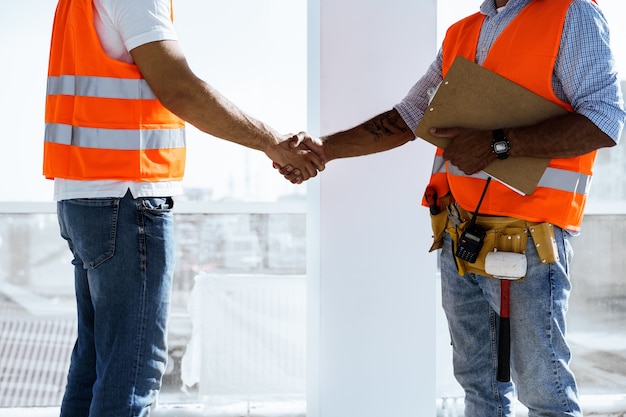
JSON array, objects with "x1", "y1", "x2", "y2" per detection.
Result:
[{"x1": 492, "y1": 129, "x2": 510, "y2": 160}]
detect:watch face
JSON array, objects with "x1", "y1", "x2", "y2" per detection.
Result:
[{"x1": 494, "y1": 141, "x2": 509, "y2": 153}]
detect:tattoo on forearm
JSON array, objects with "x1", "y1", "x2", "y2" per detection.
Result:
[{"x1": 363, "y1": 110, "x2": 410, "y2": 141}]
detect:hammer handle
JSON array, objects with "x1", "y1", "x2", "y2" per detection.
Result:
[{"x1": 497, "y1": 279, "x2": 511, "y2": 382}]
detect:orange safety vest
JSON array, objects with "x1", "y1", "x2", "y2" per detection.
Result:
[
  {"x1": 427, "y1": 0, "x2": 597, "y2": 232},
  {"x1": 43, "y1": 0, "x2": 186, "y2": 182}
]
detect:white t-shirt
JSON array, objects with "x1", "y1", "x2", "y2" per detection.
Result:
[{"x1": 53, "y1": 0, "x2": 183, "y2": 201}]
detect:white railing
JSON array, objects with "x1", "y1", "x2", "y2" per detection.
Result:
[{"x1": 0, "y1": 201, "x2": 307, "y2": 215}]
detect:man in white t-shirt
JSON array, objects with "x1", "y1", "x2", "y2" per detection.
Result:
[{"x1": 44, "y1": 1, "x2": 322, "y2": 416}]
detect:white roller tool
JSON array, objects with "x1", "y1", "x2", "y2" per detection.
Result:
[{"x1": 485, "y1": 251, "x2": 527, "y2": 279}]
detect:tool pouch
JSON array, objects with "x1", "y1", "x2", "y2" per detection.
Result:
[
  {"x1": 528, "y1": 222, "x2": 560, "y2": 264},
  {"x1": 448, "y1": 218, "x2": 529, "y2": 278},
  {"x1": 428, "y1": 201, "x2": 561, "y2": 276},
  {"x1": 428, "y1": 194, "x2": 454, "y2": 252},
  {"x1": 429, "y1": 210, "x2": 449, "y2": 252}
]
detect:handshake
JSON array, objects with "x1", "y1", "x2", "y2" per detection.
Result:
[
  {"x1": 261, "y1": 109, "x2": 416, "y2": 183},
  {"x1": 268, "y1": 132, "x2": 327, "y2": 185}
]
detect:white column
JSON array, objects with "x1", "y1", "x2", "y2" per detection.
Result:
[{"x1": 307, "y1": 1, "x2": 439, "y2": 416}]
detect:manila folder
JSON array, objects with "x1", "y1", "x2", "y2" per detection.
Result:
[{"x1": 414, "y1": 56, "x2": 567, "y2": 195}]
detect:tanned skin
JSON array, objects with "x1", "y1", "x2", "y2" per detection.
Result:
[
  {"x1": 279, "y1": 109, "x2": 615, "y2": 183},
  {"x1": 130, "y1": 40, "x2": 325, "y2": 180},
  {"x1": 435, "y1": 112, "x2": 615, "y2": 175},
  {"x1": 321, "y1": 109, "x2": 415, "y2": 161}
]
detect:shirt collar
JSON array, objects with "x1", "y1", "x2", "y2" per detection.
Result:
[{"x1": 480, "y1": 0, "x2": 531, "y2": 17}]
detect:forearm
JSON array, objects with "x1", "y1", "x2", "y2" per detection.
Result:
[
  {"x1": 164, "y1": 78, "x2": 279, "y2": 152},
  {"x1": 321, "y1": 109, "x2": 415, "y2": 161},
  {"x1": 131, "y1": 40, "x2": 324, "y2": 180},
  {"x1": 506, "y1": 112, "x2": 616, "y2": 158},
  {"x1": 132, "y1": 40, "x2": 279, "y2": 155},
  {"x1": 435, "y1": 112, "x2": 617, "y2": 175}
]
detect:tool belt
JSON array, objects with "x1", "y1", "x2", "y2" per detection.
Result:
[{"x1": 428, "y1": 196, "x2": 560, "y2": 278}]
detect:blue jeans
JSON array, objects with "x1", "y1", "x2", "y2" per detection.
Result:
[
  {"x1": 441, "y1": 226, "x2": 581, "y2": 417},
  {"x1": 57, "y1": 191, "x2": 175, "y2": 417}
]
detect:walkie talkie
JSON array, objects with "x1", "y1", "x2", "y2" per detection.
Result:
[{"x1": 455, "y1": 177, "x2": 492, "y2": 263}]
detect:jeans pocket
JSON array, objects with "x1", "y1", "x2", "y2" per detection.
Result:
[
  {"x1": 140, "y1": 196, "x2": 174, "y2": 213},
  {"x1": 59, "y1": 198, "x2": 119, "y2": 269}
]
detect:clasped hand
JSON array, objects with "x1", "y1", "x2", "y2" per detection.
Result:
[
  {"x1": 271, "y1": 126, "x2": 497, "y2": 183},
  {"x1": 271, "y1": 133, "x2": 327, "y2": 184},
  {"x1": 430, "y1": 127, "x2": 497, "y2": 174}
]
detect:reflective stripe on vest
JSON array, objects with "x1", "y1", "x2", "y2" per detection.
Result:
[
  {"x1": 43, "y1": 0, "x2": 186, "y2": 182},
  {"x1": 432, "y1": 154, "x2": 592, "y2": 196},
  {"x1": 426, "y1": 0, "x2": 595, "y2": 232},
  {"x1": 45, "y1": 124, "x2": 185, "y2": 150},
  {"x1": 47, "y1": 75, "x2": 157, "y2": 100},
  {"x1": 453, "y1": 165, "x2": 592, "y2": 196}
]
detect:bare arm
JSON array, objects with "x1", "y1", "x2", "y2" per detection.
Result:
[
  {"x1": 506, "y1": 113, "x2": 615, "y2": 157},
  {"x1": 130, "y1": 40, "x2": 324, "y2": 177},
  {"x1": 432, "y1": 112, "x2": 616, "y2": 175},
  {"x1": 274, "y1": 109, "x2": 414, "y2": 183},
  {"x1": 321, "y1": 109, "x2": 415, "y2": 161}
]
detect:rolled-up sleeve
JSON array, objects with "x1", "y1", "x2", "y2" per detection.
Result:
[
  {"x1": 394, "y1": 50, "x2": 445, "y2": 134},
  {"x1": 555, "y1": 0, "x2": 626, "y2": 143}
]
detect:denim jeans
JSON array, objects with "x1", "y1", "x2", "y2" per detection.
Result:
[
  {"x1": 440, "y1": 226, "x2": 581, "y2": 417},
  {"x1": 57, "y1": 191, "x2": 175, "y2": 417}
]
